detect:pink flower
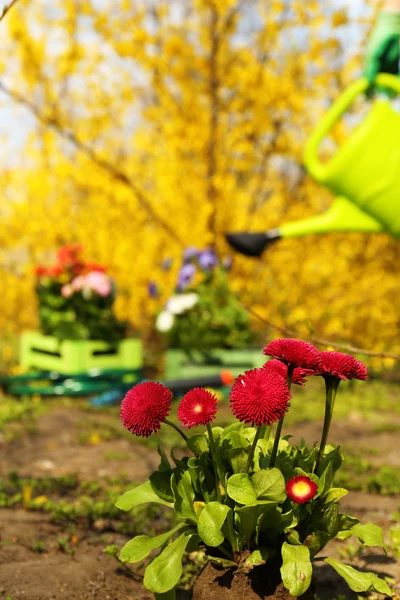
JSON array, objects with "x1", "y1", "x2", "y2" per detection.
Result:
[
  {"x1": 71, "y1": 276, "x2": 85, "y2": 292},
  {"x1": 85, "y1": 271, "x2": 112, "y2": 297},
  {"x1": 61, "y1": 284, "x2": 73, "y2": 298}
]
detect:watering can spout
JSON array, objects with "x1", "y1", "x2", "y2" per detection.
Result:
[
  {"x1": 225, "y1": 230, "x2": 281, "y2": 257},
  {"x1": 280, "y1": 196, "x2": 383, "y2": 239},
  {"x1": 225, "y1": 197, "x2": 383, "y2": 258}
]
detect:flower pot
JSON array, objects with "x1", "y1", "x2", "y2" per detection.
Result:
[
  {"x1": 164, "y1": 348, "x2": 265, "y2": 381},
  {"x1": 20, "y1": 330, "x2": 142, "y2": 374},
  {"x1": 192, "y1": 561, "x2": 314, "y2": 600}
]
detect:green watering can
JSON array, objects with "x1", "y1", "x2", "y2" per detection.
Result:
[{"x1": 226, "y1": 74, "x2": 400, "y2": 257}]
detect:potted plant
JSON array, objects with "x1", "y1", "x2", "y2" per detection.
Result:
[
  {"x1": 152, "y1": 248, "x2": 263, "y2": 379},
  {"x1": 20, "y1": 245, "x2": 141, "y2": 373},
  {"x1": 115, "y1": 339, "x2": 392, "y2": 600}
]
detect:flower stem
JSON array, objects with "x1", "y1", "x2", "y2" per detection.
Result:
[
  {"x1": 207, "y1": 423, "x2": 222, "y2": 501},
  {"x1": 269, "y1": 365, "x2": 293, "y2": 469},
  {"x1": 315, "y1": 377, "x2": 340, "y2": 475},
  {"x1": 245, "y1": 425, "x2": 263, "y2": 473},
  {"x1": 164, "y1": 419, "x2": 188, "y2": 442}
]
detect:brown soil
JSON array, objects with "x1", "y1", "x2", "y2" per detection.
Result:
[
  {"x1": 0, "y1": 403, "x2": 399, "y2": 600},
  {"x1": 192, "y1": 561, "x2": 314, "y2": 600}
]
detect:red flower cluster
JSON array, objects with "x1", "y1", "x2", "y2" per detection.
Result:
[
  {"x1": 57, "y1": 244, "x2": 83, "y2": 268},
  {"x1": 229, "y1": 368, "x2": 291, "y2": 426},
  {"x1": 178, "y1": 388, "x2": 218, "y2": 428},
  {"x1": 263, "y1": 338, "x2": 322, "y2": 370},
  {"x1": 35, "y1": 245, "x2": 106, "y2": 279},
  {"x1": 319, "y1": 351, "x2": 368, "y2": 381},
  {"x1": 121, "y1": 381, "x2": 172, "y2": 438},
  {"x1": 286, "y1": 475, "x2": 318, "y2": 504},
  {"x1": 263, "y1": 358, "x2": 309, "y2": 386}
]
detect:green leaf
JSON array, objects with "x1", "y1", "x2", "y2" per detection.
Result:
[
  {"x1": 317, "y1": 462, "x2": 334, "y2": 497},
  {"x1": 309, "y1": 501, "x2": 340, "y2": 538},
  {"x1": 171, "y1": 472, "x2": 197, "y2": 521},
  {"x1": 323, "y1": 488, "x2": 348, "y2": 504},
  {"x1": 187, "y1": 434, "x2": 209, "y2": 456},
  {"x1": 115, "y1": 480, "x2": 173, "y2": 510},
  {"x1": 351, "y1": 523, "x2": 387, "y2": 552},
  {"x1": 150, "y1": 471, "x2": 174, "y2": 503},
  {"x1": 157, "y1": 442, "x2": 171, "y2": 472},
  {"x1": 144, "y1": 532, "x2": 194, "y2": 594},
  {"x1": 251, "y1": 468, "x2": 286, "y2": 503},
  {"x1": 208, "y1": 555, "x2": 237, "y2": 568},
  {"x1": 170, "y1": 447, "x2": 189, "y2": 469},
  {"x1": 219, "y1": 422, "x2": 243, "y2": 439},
  {"x1": 210, "y1": 426, "x2": 224, "y2": 442},
  {"x1": 227, "y1": 473, "x2": 257, "y2": 505},
  {"x1": 320, "y1": 446, "x2": 342, "y2": 474},
  {"x1": 230, "y1": 449, "x2": 249, "y2": 474},
  {"x1": 197, "y1": 502, "x2": 231, "y2": 547},
  {"x1": 336, "y1": 513, "x2": 360, "y2": 539},
  {"x1": 324, "y1": 557, "x2": 392, "y2": 596},
  {"x1": 245, "y1": 547, "x2": 269, "y2": 567},
  {"x1": 304, "y1": 530, "x2": 331, "y2": 559},
  {"x1": 236, "y1": 503, "x2": 277, "y2": 543},
  {"x1": 281, "y1": 542, "x2": 312, "y2": 596},
  {"x1": 119, "y1": 525, "x2": 184, "y2": 563},
  {"x1": 221, "y1": 431, "x2": 248, "y2": 454}
]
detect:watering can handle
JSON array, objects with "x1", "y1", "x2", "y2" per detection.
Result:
[{"x1": 304, "y1": 74, "x2": 400, "y2": 182}]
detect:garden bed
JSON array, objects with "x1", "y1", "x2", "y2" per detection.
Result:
[{"x1": 0, "y1": 389, "x2": 399, "y2": 600}]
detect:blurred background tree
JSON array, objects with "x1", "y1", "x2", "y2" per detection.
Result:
[{"x1": 0, "y1": 0, "x2": 397, "y2": 367}]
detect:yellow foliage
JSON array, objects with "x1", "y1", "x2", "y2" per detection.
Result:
[{"x1": 0, "y1": 0, "x2": 398, "y2": 368}]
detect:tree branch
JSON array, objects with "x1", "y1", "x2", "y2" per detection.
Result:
[
  {"x1": 207, "y1": 3, "x2": 220, "y2": 243},
  {"x1": 244, "y1": 305, "x2": 400, "y2": 360},
  {"x1": 0, "y1": 0, "x2": 20, "y2": 23},
  {"x1": 0, "y1": 80, "x2": 184, "y2": 246}
]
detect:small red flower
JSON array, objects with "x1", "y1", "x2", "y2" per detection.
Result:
[
  {"x1": 47, "y1": 265, "x2": 63, "y2": 277},
  {"x1": 319, "y1": 351, "x2": 368, "y2": 381},
  {"x1": 286, "y1": 475, "x2": 318, "y2": 504},
  {"x1": 57, "y1": 244, "x2": 83, "y2": 266},
  {"x1": 84, "y1": 262, "x2": 106, "y2": 273},
  {"x1": 121, "y1": 381, "x2": 172, "y2": 438},
  {"x1": 34, "y1": 266, "x2": 48, "y2": 277},
  {"x1": 178, "y1": 388, "x2": 218, "y2": 429},
  {"x1": 263, "y1": 338, "x2": 322, "y2": 370},
  {"x1": 229, "y1": 368, "x2": 291, "y2": 426},
  {"x1": 263, "y1": 359, "x2": 310, "y2": 386}
]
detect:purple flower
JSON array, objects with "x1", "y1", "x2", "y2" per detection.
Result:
[
  {"x1": 177, "y1": 263, "x2": 196, "y2": 290},
  {"x1": 222, "y1": 256, "x2": 233, "y2": 270},
  {"x1": 148, "y1": 282, "x2": 159, "y2": 298},
  {"x1": 183, "y1": 247, "x2": 200, "y2": 262},
  {"x1": 161, "y1": 258, "x2": 173, "y2": 271},
  {"x1": 198, "y1": 249, "x2": 218, "y2": 271}
]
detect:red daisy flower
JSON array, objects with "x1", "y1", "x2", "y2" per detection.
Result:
[
  {"x1": 120, "y1": 381, "x2": 172, "y2": 438},
  {"x1": 229, "y1": 368, "x2": 291, "y2": 426},
  {"x1": 263, "y1": 338, "x2": 322, "y2": 370},
  {"x1": 319, "y1": 351, "x2": 368, "y2": 381},
  {"x1": 178, "y1": 388, "x2": 218, "y2": 429},
  {"x1": 263, "y1": 358, "x2": 310, "y2": 386},
  {"x1": 286, "y1": 475, "x2": 318, "y2": 504}
]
